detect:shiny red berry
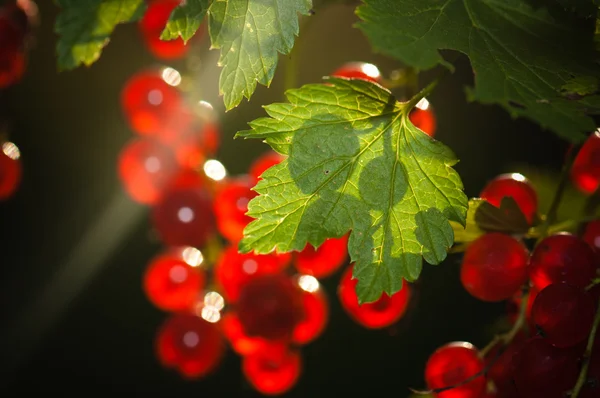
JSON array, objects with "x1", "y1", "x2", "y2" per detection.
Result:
[
  {"x1": 0, "y1": 141, "x2": 22, "y2": 200},
  {"x1": 529, "y1": 232, "x2": 598, "y2": 291},
  {"x1": 531, "y1": 283, "x2": 595, "y2": 348},
  {"x1": 214, "y1": 244, "x2": 289, "y2": 302},
  {"x1": 292, "y1": 275, "x2": 329, "y2": 345},
  {"x1": 424, "y1": 342, "x2": 486, "y2": 398},
  {"x1": 237, "y1": 274, "x2": 304, "y2": 340},
  {"x1": 571, "y1": 130, "x2": 600, "y2": 194},
  {"x1": 139, "y1": 0, "x2": 190, "y2": 60},
  {"x1": 338, "y1": 265, "x2": 410, "y2": 329},
  {"x1": 143, "y1": 247, "x2": 205, "y2": 312},
  {"x1": 221, "y1": 312, "x2": 268, "y2": 356},
  {"x1": 249, "y1": 150, "x2": 285, "y2": 183},
  {"x1": 117, "y1": 138, "x2": 178, "y2": 204},
  {"x1": 151, "y1": 171, "x2": 215, "y2": 248},
  {"x1": 243, "y1": 348, "x2": 302, "y2": 395},
  {"x1": 121, "y1": 69, "x2": 183, "y2": 136},
  {"x1": 155, "y1": 313, "x2": 224, "y2": 378},
  {"x1": 460, "y1": 233, "x2": 529, "y2": 302},
  {"x1": 294, "y1": 235, "x2": 348, "y2": 279},
  {"x1": 331, "y1": 62, "x2": 381, "y2": 83},
  {"x1": 213, "y1": 176, "x2": 257, "y2": 242},
  {"x1": 480, "y1": 173, "x2": 538, "y2": 224},
  {"x1": 0, "y1": 13, "x2": 25, "y2": 88},
  {"x1": 409, "y1": 101, "x2": 437, "y2": 137}
]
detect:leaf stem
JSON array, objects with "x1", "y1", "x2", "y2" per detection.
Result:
[
  {"x1": 570, "y1": 295, "x2": 600, "y2": 398},
  {"x1": 404, "y1": 67, "x2": 450, "y2": 114}
]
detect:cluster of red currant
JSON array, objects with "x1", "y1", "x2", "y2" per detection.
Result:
[
  {"x1": 117, "y1": 6, "x2": 440, "y2": 393},
  {"x1": 422, "y1": 167, "x2": 600, "y2": 398}
]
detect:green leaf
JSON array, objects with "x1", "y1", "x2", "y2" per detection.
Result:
[
  {"x1": 561, "y1": 75, "x2": 599, "y2": 97},
  {"x1": 161, "y1": 0, "x2": 211, "y2": 43},
  {"x1": 55, "y1": 0, "x2": 146, "y2": 70},
  {"x1": 475, "y1": 197, "x2": 531, "y2": 234},
  {"x1": 236, "y1": 78, "x2": 468, "y2": 303},
  {"x1": 208, "y1": 0, "x2": 312, "y2": 110},
  {"x1": 356, "y1": 0, "x2": 600, "y2": 142},
  {"x1": 450, "y1": 198, "x2": 485, "y2": 244}
]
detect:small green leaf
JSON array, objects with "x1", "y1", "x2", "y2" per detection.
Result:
[
  {"x1": 161, "y1": 0, "x2": 211, "y2": 43},
  {"x1": 475, "y1": 197, "x2": 531, "y2": 234},
  {"x1": 208, "y1": 0, "x2": 312, "y2": 110},
  {"x1": 236, "y1": 78, "x2": 467, "y2": 303},
  {"x1": 55, "y1": 0, "x2": 146, "y2": 70},
  {"x1": 561, "y1": 76, "x2": 599, "y2": 97},
  {"x1": 450, "y1": 198, "x2": 485, "y2": 244},
  {"x1": 356, "y1": 0, "x2": 600, "y2": 142}
]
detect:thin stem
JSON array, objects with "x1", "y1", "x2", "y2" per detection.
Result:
[
  {"x1": 404, "y1": 67, "x2": 450, "y2": 113},
  {"x1": 570, "y1": 295, "x2": 600, "y2": 398}
]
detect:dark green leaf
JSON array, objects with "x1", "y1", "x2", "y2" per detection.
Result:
[
  {"x1": 55, "y1": 0, "x2": 146, "y2": 70},
  {"x1": 208, "y1": 0, "x2": 312, "y2": 110},
  {"x1": 356, "y1": 0, "x2": 600, "y2": 142},
  {"x1": 236, "y1": 78, "x2": 467, "y2": 303},
  {"x1": 561, "y1": 75, "x2": 599, "y2": 97},
  {"x1": 474, "y1": 197, "x2": 531, "y2": 234},
  {"x1": 161, "y1": 0, "x2": 211, "y2": 43}
]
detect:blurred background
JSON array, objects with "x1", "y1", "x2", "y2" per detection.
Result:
[{"x1": 0, "y1": 0, "x2": 572, "y2": 395}]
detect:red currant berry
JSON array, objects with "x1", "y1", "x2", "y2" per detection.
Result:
[
  {"x1": 151, "y1": 171, "x2": 215, "y2": 248},
  {"x1": 583, "y1": 220, "x2": 600, "y2": 262},
  {"x1": 221, "y1": 312, "x2": 267, "y2": 356},
  {"x1": 0, "y1": 13, "x2": 25, "y2": 88},
  {"x1": 338, "y1": 265, "x2": 410, "y2": 329},
  {"x1": 155, "y1": 313, "x2": 224, "y2": 378},
  {"x1": 0, "y1": 141, "x2": 22, "y2": 200},
  {"x1": 409, "y1": 99, "x2": 437, "y2": 137},
  {"x1": 242, "y1": 348, "x2": 302, "y2": 395},
  {"x1": 485, "y1": 337, "x2": 524, "y2": 398},
  {"x1": 529, "y1": 232, "x2": 598, "y2": 290},
  {"x1": 213, "y1": 176, "x2": 257, "y2": 242},
  {"x1": 294, "y1": 235, "x2": 348, "y2": 279},
  {"x1": 215, "y1": 244, "x2": 289, "y2": 302},
  {"x1": 571, "y1": 130, "x2": 600, "y2": 194},
  {"x1": 139, "y1": 0, "x2": 190, "y2": 60},
  {"x1": 237, "y1": 274, "x2": 304, "y2": 340},
  {"x1": 292, "y1": 275, "x2": 328, "y2": 345},
  {"x1": 460, "y1": 233, "x2": 529, "y2": 302},
  {"x1": 249, "y1": 150, "x2": 285, "y2": 183},
  {"x1": 512, "y1": 337, "x2": 580, "y2": 398},
  {"x1": 531, "y1": 283, "x2": 595, "y2": 348},
  {"x1": 117, "y1": 138, "x2": 178, "y2": 204},
  {"x1": 506, "y1": 287, "x2": 538, "y2": 328},
  {"x1": 121, "y1": 69, "x2": 183, "y2": 136},
  {"x1": 480, "y1": 173, "x2": 538, "y2": 224},
  {"x1": 331, "y1": 62, "x2": 381, "y2": 83},
  {"x1": 143, "y1": 247, "x2": 205, "y2": 312},
  {"x1": 424, "y1": 341, "x2": 486, "y2": 398}
]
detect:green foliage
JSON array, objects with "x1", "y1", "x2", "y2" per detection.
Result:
[
  {"x1": 208, "y1": 0, "x2": 312, "y2": 110},
  {"x1": 236, "y1": 78, "x2": 467, "y2": 303},
  {"x1": 54, "y1": 0, "x2": 146, "y2": 70},
  {"x1": 161, "y1": 0, "x2": 211, "y2": 43},
  {"x1": 450, "y1": 198, "x2": 485, "y2": 244},
  {"x1": 356, "y1": 0, "x2": 600, "y2": 142},
  {"x1": 475, "y1": 197, "x2": 531, "y2": 234}
]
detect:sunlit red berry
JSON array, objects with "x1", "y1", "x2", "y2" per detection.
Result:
[
  {"x1": 118, "y1": 138, "x2": 178, "y2": 204},
  {"x1": 512, "y1": 337, "x2": 580, "y2": 398},
  {"x1": 571, "y1": 130, "x2": 600, "y2": 194},
  {"x1": 531, "y1": 283, "x2": 595, "y2": 348},
  {"x1": 213, "y1": 176, "x2": 257, "y2": 242},
  {"x1": 460, "y1": 233, "x2": 529, "y2": 302},
  {"x1": 151, "y1": 171, "x2": 215, "y2": 248},
  {"x1": 480, "y1": 173, "x2": 538, "y2": 224},
  {"x1": 331, "y1": 61, "x2": 381, "y2": 83},
  {"x1": 243, "y1": 348, "x2": 302, "y2": 396},
  {"x1": 294, "y1": 235, "x2": 348, "y2": 279},
  {"x1": 409, "y1": 99, "x2": 436, "y2": 137},
  {"x1": 338, "y1": 265, "x2": 410, "y2": 329},
  {"x1": 529, "y1": 232, "x2": 598, "y2": 291},
  {"x1": 143, "y1": 247, "x2": 205, "y2": 312},
  {"x1": 0, "y1": 141, "x2": 22, "y2": 200},
  {"x1": 139, "y1": 0, "x2": 189, "y2": 59},
  {"x1": 237, "y1": 274, "x2": 304, "y2": 340},
  {"x1": 249, "y1": 150, "x2": 285, "y2": 183},
  {"x1": 155, "y1": 313, "x2": 224, "y2": 378},
  {"x1": 214, "y1": 245, "x2": 289, "y2": 302},
  {"x1": 424, "y1": 342, "x2": 486, "y2": 398},
  {"x1": 292, "y1": 275, "x2": 328, "y2": 345},
  {"x1": 121, "y1": 69, "x2": 183, "y2": 136}
]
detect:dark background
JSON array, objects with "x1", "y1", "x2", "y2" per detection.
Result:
[{"x1": 0, "y1": 1, "x2": 571, "y2": 396}]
